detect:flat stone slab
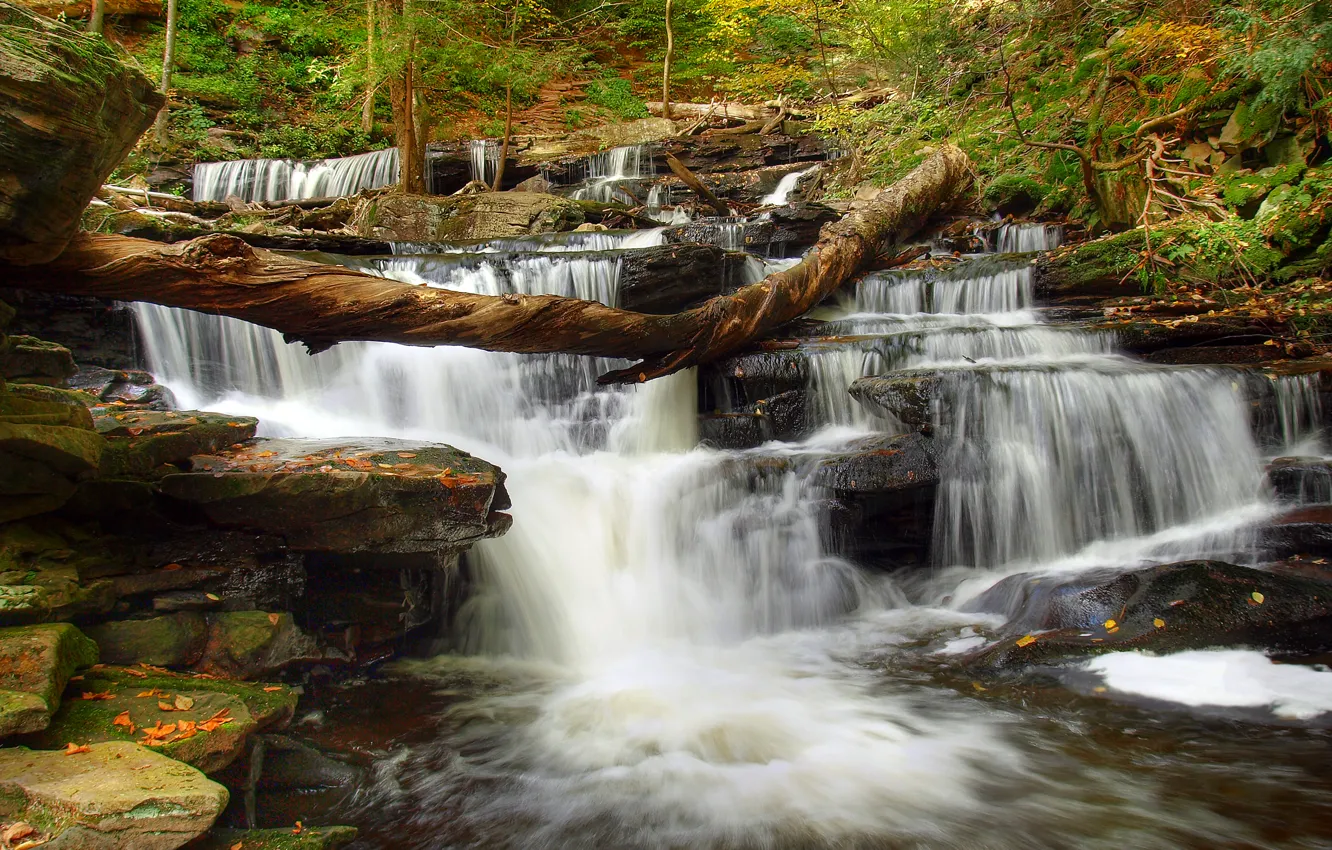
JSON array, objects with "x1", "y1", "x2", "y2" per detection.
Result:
[
  {"x1": 0, "y1": 623, "x2": 98, "y2": 734},
  {"x1": 0, "y1": 741, "x2": 227, "y2": 849},
  {"x1": 158, "y1": 438, "x2": 511, "y2": 554},
  {"x1": 95, "y1": 410, "x2": 258, "y2": 479}
]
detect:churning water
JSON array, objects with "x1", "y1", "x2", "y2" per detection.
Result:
[
  {"x1": 133, "y1": 223, "x2": 1332, "y2": 848},
  {"x1": 192, "y1": 148, "x2": 400, "y2": 203}
]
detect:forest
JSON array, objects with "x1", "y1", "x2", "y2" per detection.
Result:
[{"x1": 3, "y1": 0, "x2": 1332, "y2": 847}]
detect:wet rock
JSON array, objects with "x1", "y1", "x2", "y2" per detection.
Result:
[
  {"x1": 1261, "y1": 505, "x2": 1332, "y2": 559},
  {"x1": 0, "y1": 523, "x2": 118, "y2": 625},
  {"x1": 193, "y1": 826, "x2": 358, "y2": 850},
  {"x1": 24, "y1": 666, "x2": 296, "y2": 774},
  {"x1": 351, "y1": 192, "x2": 584, "y2": 242},
  {"x1": 96, "y1": 410, "x2": 259, "y2": 479},
  {"x1": 811, "y1": 433, "x2": 938, "y2": 494},
  {"x1": 72, "y1": 366, "x2": 177, "y2": 410},
  {"x1": 258, "y1": 733, "x2": 362, "y2": 790},
  {"x1": 848, "y1": 374, "x2": 941, "y2": 431},
  {"x1": 0, "y1": 289, "x2": 139, "y2": 371},
  {"x1": 617, "y1": 244, "x2": 750, "y2": 313},
  {"x1": 1, "y1": 335, "x2": 77, "y2": 386},
  {"x1": 157, "y1": 438, "x2": 511, "y2": 555},
  {"x1": 0, "y1": 742, "x2": 227, "y2": 849},
  {"x1": 661, "y1": 133, "x2": 826, "y2": 173},
  {"x1": 3, "y1": 383, "x2": 96, "y2": 429},
  {"x1": 1094, "y1": 315, "x2": 1272, "y2": 355},
  {"x1": 198, "y1": 611, "x2": 337, "y2": 680},
  {"x1": 514, "y1": 174, "x2": 555, "y2": 193},
  {"x1": 699, "y1": 390, "x2": 808, "y2": 449},
  {"x1": 1268, "y1": 457, "x2": 1332, "y2": 505},
  {"x1": 84, "y1": 613, "x2": 208, "y2": 668},
  {"x1": 963, "y1": 560, "x2": 1332, "y2": 671},
  {"x1": 704, "y1": 349, "x2": 809, "y2": 408},
  {"x1": 0, "y1": 623, "x2": 98, "y2": 736}
]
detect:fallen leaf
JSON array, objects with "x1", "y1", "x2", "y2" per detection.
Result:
[
  {"x1": 80, "y1": 691, "x2": 114, "y2": 701},
  {"x1": 4, "y1": 823, "x2": 36, "y2": 843},
  {"x1": 174, "y1": 695, "x2": 194, "y2": 711},
  {"x1": 293, "y1": 821, "x2": 303, "y2": 835},
  {"x1": 163, "y1": 563, "x2": 182, "y2": 571},
  {"x1": 231, "y1": 843, "x2": 243, "y2": 850},
  {"x1": 1153, "y1": 618, "x2": 1166, "y2": 629},
  {"x1": 63, "y1": 743, "x2": 91, "y2": 755},
  {"x1": 158, "y1": 701, "x2": 178, "y2": 712},
  {"x1": 68, "y1": 675, "x2": 83, "y2": 682},
  {"x1": 268, "y1": 613, "x2": 280, "y2": 626},
  {"x1": 1103, "y1": 619, "x2": 1117, "y2": 630},
  {"x1": 263, "y1": 686, "x2": 284, "y2": 692},
  {"x1": 206, "y1": 593, "x2": 221, "y2": 601},
  {"x1": 122, "y1": 668, "x2": 148, "y2": 678},
  {"x1": 1015, "y1": 634, "x2": 1037, "y2": 647},
  {"x1": 136, "y1": 689, "x2": 166, "y2": 698},
  {"x1": 971, "y1": 681, "x2": 987, "y2": 692},
  {"x1": 112, "y1": 710, "x2": 135, "y2": 733},
  {"x1": 1093, "y1": 686, "x2": 1108, "y2": 694},
  {"x1": 1251, "y1": 591, "x2": 1265, "y2": 604},
  {"x1": 397, "y1": 452, "x2": 417, "y2": 458}
]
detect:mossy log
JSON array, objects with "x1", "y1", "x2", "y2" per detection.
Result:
[
  {"x1": 0, "y1": 1, "x2": 163, "y2": 264},
  {"x1": 5, "y1": 146, "x2": 971, "y2": 382}
]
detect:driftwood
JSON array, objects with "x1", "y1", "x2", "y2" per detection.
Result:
[
  {"x1": 4, "y1": 146, "x2": 971, "y2": 383},
  {"x1": 648, "y1": 101, "x2": 775, "y2": 122},
  {"x1": 664, "y1": 154, "x2": 730, "y2": 218}
]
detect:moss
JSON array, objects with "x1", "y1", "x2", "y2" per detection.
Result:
[
  {"x1": 981, "y1": 174, "x2": 1045, "y2": 214},
  {"x1": 1219, "y1": 161, "x2": 1306, "y2": 209}
]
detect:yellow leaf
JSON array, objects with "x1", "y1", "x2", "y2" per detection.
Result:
[
  {"x1": 174, "y1": 695, "x2": 194, "y2": 711},
  {"x1": 1103, "y1": 619, "x2": 1117, "y2": 630},
  {"x1": 1016, "y1": 634, "x2": 1037, "y2": 647},
  {"x1": 1153, "y1": 618, "x2": 1166, "y2": 629},
  {"x1": 971, "y1": 681, "x2": 987, "y2": 691},
  {"x1": 1251, "y1": 591, "x2": 1265, "y2": 604}
]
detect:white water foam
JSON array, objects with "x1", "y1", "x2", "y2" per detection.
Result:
[
  {"x1": 193, "y1": 148, "x2": 399, "y2": 203},
  {"x1": 1085, "y1": 649, "x2": 1332, "y2": 719}
]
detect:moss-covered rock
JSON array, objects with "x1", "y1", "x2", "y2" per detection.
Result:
[
  {"x1": 982, "y1": 174, "x2": 1045, "y2": 216},
  {"x1": 84, "y1": 613, "x2": 208, "y2": 668},
  {"x1": 0, "y1": 688, "x2": 50, "y2": 737},
  {"x1": 351, "y1": 192, "x2": 585, "y2": 241},
  {"x1": 0, "y1": 623, "x2": 98, "y2": 735},
  {"x1": 24, "y1": 666, "x2": 297, "y2": 774},
  {"x1": 96, "y1": 410, "x2": 259, "y2": 479},
  {"x1": 194, "y1": 826, "x2": 359, "y2": 850},
  {"x1": 0, "y1": 742, "x2": 227, "y2": 849},
  {"x1": 197, "y1": 611, "x2": 332, "y2": 679},
  {"x1": 0, "y1": 336, "x2": 77, "y2": 387}
]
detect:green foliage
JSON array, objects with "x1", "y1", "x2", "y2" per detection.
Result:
[{"x1": 585, "y1": 77, "x2": 649, "y2": 119}]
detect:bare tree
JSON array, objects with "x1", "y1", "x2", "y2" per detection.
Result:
[
  {"x1": 153, "y1": 0, "x2": 177, "y2": 144},
  {"x1": 662, "y1": 0, "x2": 674, "y2": 120},
  {"x1": 362, "y1": 0, "x2": 375, "y2": 135},
  {"x1": 87, "y1": 0, "x2": 104, "y2": 34}
]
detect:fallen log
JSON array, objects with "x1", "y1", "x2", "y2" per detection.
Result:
[
  {"x1": 664, "y1": 154, "x2": 730, "y2": 218},
  {"x1": 3, "y1": 146, "x2": 971, "y2": 382},
  {"x1": 648, "y1": 101, "x2": 774, "y2": 122}
]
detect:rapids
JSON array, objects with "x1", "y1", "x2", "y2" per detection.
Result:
[{"x1": 131, "y1": 218, "x2": 1332, "y2": 848}]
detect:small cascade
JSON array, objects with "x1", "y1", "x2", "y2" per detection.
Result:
[
  {"x1": 805, "y1": 347, "x2": 875, "y2": 428},
  {"x1": 388, "y1": 227, "x2": 667, "y2": 255},
  {"x1": 566, "y1": 144, "x2": 655, "y2": 204},
  {"x1": 849, "y1": 258, "x2": 1036, "y2": 316},
  {"x1": 645, "y1": 183, "x2": 691, "y2": 224},
  {"x1": 192, "y1": 148, "x2": 399, "y2": 203},
  {"x1": 469, "y1": 139, "x2": 500, "y2": 186},
  {"x1": 760, "y1": 165, "x2": 819, "y2": 206},
  {"x1": 986, "y1": 222, "x2": 1064, "y2": 254},
  {"x1": 1270, "y1": 373, "x2": 1326, "y2": 453}
]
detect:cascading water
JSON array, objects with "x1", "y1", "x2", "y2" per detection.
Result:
[
  {"x1": 133, "y1": 217, "x2": 1331, "y2": 847},
  {"x1": 192, "y1": 148, "x2": 400, "y2": 203},
  {"x1": 470, "y1": 139, "x2": 501, "y2": 186},
  {"x1": 566, "y1": 144, "x2": 655, "y2": 204},
  {"x1": 760, "y1": 165, "x2": 819, "y2": 206},
  {"x1": 986, "y1": 221, "x2": 1064, "y2": 253}
]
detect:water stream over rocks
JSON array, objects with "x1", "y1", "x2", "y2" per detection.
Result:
[{"x1": 131, "y1": 217, "x2": 1332, "y2": 848}]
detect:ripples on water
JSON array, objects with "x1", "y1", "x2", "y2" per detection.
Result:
[{"x1": 133, "y1": 220, "x2": 1332, "y2": 848}]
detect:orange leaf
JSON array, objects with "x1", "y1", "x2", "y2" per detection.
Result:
[
  {"x1": 137, "y1": 689, "x2": 166, "y2": 698},
  {"x1": 268, "y1": 613, "x2": 280, "y2": 626},
  {"x1": 231, "y1": 843, "x2": 243, "y2": 850},
  {"x1": 81, "y1": 691, "x2": 114, "y2": 701},
  {"x1": 293, "y1": 821, "x2": 303, "y2": 834},
  {"x1": 1015, "y1": 634, "x2": 1037, "y2": 648},
  {"x1": 112, "y1": 710, "x2": 135, "y2": 733},
  {"x1": 397, "y1": 452, "x2": 417, "y2": 458},
  {"x1": 63, "y1": 742, "x2": 91, "y2": 755},
  {"x1": 163, "y1": 563, "x2": 182, "y2": 571},
  {"x1": 263, "y1": 686, "x2": 284, "y2": 692},
  {"x1": 123, "y1": 668, "x2": 148, "y2": 678}
]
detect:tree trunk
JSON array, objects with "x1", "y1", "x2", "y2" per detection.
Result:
[
  {"x1": 87, "y1": 0, "x2": 104, "y2": 33},
  {"x1": 665, "y1": 154, "x2": 729, "y2": 217},
  {"x1": 0, "y1": 0, "x2": 163, "y2": 264},
  {"x1": 153, "y1": 0, "x2": 177, "y2": 145},
  {"x1": 382, "y1": 0, "x2": 425, "y2": 193},
  {"x1": 4, "y1": 146, "x2": 970, "y2": 382},
  {"x1": 647, "y1": 101, "x2": 774, "y2": 121},
  {"x1": 361, "y1": 0, "x2": 375, "y2": 135},
  {"x1": 662, "y1": 0, "x2": 674, "y2": 121},
  {"x1": 492, "y1": 84, "x2": 513, "y2": 192}
]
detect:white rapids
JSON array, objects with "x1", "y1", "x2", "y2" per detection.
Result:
[{"x1": 131, "y1": 221, "x2": 1326, "y2": 848}]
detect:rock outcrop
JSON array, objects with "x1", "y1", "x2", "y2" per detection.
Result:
[
  {"x1": 352, "y1": 192, "x2": 585, "y2": 241},
  {"x1": 0, "y1": 622, "x2": 97, "y2": 735}
]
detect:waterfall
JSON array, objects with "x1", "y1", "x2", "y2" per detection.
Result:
[
  {"x1": 469, "y1": 139, "x2": 500, "y2": 185},
  {"x1": 849, "y1": 258, "x2": 1036, "y2": 315},
  {"x1": 1271, "y1": 373, "x2": 1325, "y2": 453},
  {"x1": 192, "y1": 148, "x2": 400, "y2": 203},
  {"x1": 566, "y1": 144, "x2": 655, "y2": 204},
  {"x1": 760, "y1": 165, "x2": 819, "y2": 206},
  {"x1": 987, "y1": 222, "x2": 1064, "y2": 254}
]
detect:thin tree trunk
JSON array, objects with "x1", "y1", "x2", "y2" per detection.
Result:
[
  {"x1": 5, "y1": 146, "x2": 970, "y2": 382},
  {"x1": 87, "y1": 0, "x2": 104, "y2": 34},
  {"x1": 385, "y1": 0, "x2": 425, "y2": 194},
  {"x1": 492, "y1": 16, "x2": 516, "y2": 192},
  {"x1": 153, "y1": 0, "x2": 177, "y2": 144},
  {"x1": 810, "y1": 0, "x2": 835, "y2": 96},
  {"x1": 662, "y1": 0, "x2": 674, "y2": 120},
  {"x1": 361, "y1": 0, "x2": 375, "y2": 135}
]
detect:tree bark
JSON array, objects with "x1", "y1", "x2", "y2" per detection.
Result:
[
  {"x1": 665, "y1": 154, "x2": 729, "y2": 217},
  {"x1": 87, "y1": 0, "x2": 104, "y2": 33},
  {"x1": 662, "y1": 0, "x2": 674, "y2": 121},
  {"x1": 153, "y1": 0, "x2": 177, "y2": 144},
  {"x1": 1, "y1": 0, "x2": 163, "y2": 264},
  {"x1": 648, "y1": 101, "x2": 773, "y2": 121},
  {"x1": 361, "y1": 0, "x2": 375, "y2": 135},
  {"x1": 383, "y1": 0, "x2": 425, "y2": 193},
  {"x1": 492, "y1": 15, "x2": 516, "y2": 192},
  {"x1": 3, "y1": 146, "x2": 970, "y2": 382}
]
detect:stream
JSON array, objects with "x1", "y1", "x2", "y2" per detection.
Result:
[{"x1": 136, "y1": 163, "x2": 1332, "y2": 847}]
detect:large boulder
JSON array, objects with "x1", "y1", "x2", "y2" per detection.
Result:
[
  {"x1": 84, "y1": 613, "x2": 209, "y2": 668},
  {"x1": 848, "y1": 373, "x2": 941, "y2": 431},
  {"x1": 157, "y1": 438, "x2": 511, "y2": 555},
  {"x1": 23, "y1": 665, "x2": 297, "y2": 774},
  {"x1": 962, "y1": 560, "x2": 1332, "y2": 671},
  {"x1": 351, "y1": 192, "x2": 585, "y2": 242},
  {"x1": 0, "y1": 623, "x2": 97, "y2": 736},
  {"x1": 0, "y1": 2, "x2": 164, "y2": 264},
  {"x1": 96, "y1": 410, "x2": 259, "y2": 479},
  {"x1": 0, "y1": 742, "x2": 227, "y2": 849},
  {"x1": 617, "y1": 244, "x2": 749, "y2": 313},
  {"x1": 1, "y1": 335, "x2": 77, "y2": 386}
]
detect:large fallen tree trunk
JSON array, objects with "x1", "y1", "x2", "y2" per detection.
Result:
[
  {"x1": 4, "y1": 145, "x2": 971, "y2": 382},
  {"x1": 648, "y1": 101, "x2": 774, "y2": 122}
]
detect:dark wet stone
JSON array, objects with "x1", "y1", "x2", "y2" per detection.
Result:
[
  {"x1": 810, "y1": 432, "x2": 938, "y2": 494},
  {"x1": 1, "y1": 335, "x2": 76, "y2": 386},
  {"x1": 1268, "y1": 457, "x2": 1332, "y2": 505},
  {"x1": 848, "y1": 373, "x2": 941, "y2": 431},
  {"x1": 704, "y1": 349, "x2": 809, "y2": 409},
  {"x1": 963, "y1": 560, "x2": 1332, "y2": 671},
  {"x1": 84, "y1": 611, "x2": 209, "y2": 667},
  {"x1": 699, "y1": 390, "x2": 808, "y2": 449},
  {"x1": 1261, "y1": 505, "x2": 1332, "y2": 558},
  {"x1": 258, "y1": 733, "x2": 362, "y2": 790},
  {"x1": 617, "y1": 244, "x2": 750, "y2": 313},
  {"x1": 96, "y1": 410, "x2": 259, "y2": 479},
  {"x1": 157, "y1": 437, "x2": 510, "y2": 555},
  {"x1": 193, "y1": 826, "x2": 358, "y2": 850}
]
